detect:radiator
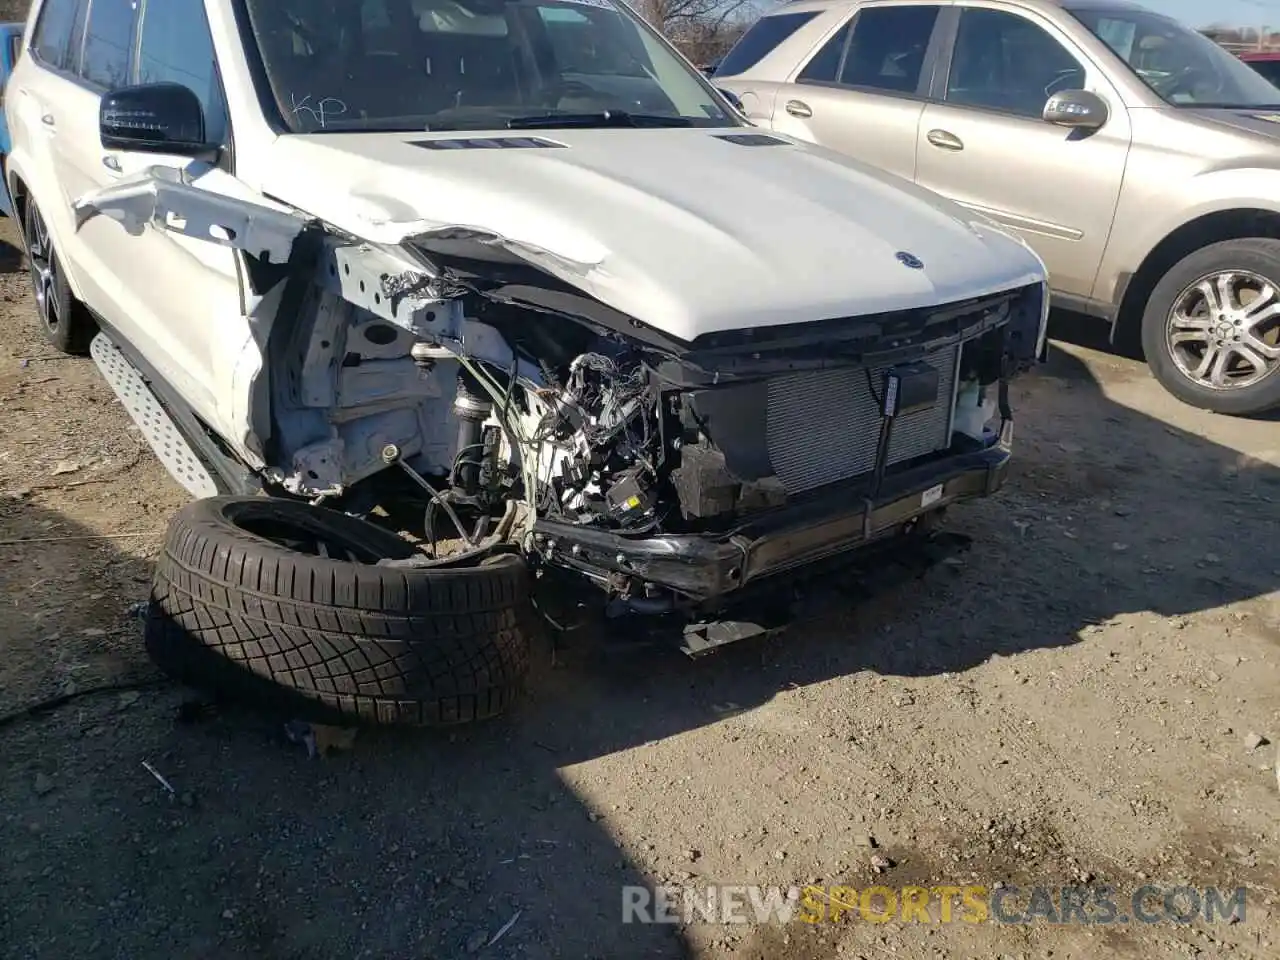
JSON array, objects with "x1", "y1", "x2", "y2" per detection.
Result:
[{"x1": 765, "y1": 345, "x2": 959, "y2": 495}]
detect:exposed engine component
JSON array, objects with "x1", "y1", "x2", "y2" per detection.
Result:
[
  {"x1": 669, "y1": 441, "x2": 739, "y2": 520},
  {"x1": 452, "y1": 369, "x2": 493, "y2": 499},
  {"x1": 603, "y1": 465, "x2": 658, "y2": 524},
  {"x1": 288, "y1": 278, "x2": 1035, "y2": 612},
  {"x1": 526, "y1": 347, "x2": 663, "y2": 529}
]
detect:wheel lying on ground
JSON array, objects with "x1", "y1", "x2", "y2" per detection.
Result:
[
  {"x1": 1140, "y1": 238, "x2": 1280, "y2": 416},
  {"x1": 144, "y1": 496, "x2": 537, "y2": 726},
  {"x1": 22, "y1": 199, "x2": 96, "y2": 355}
]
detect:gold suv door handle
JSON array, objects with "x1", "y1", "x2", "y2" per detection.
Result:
[
  {"x1": 926, "y1": 128, "x2": 964, "y2": 151},
  {"x1": 784, "y1": 99, "x2": 812, "y2": 119}
]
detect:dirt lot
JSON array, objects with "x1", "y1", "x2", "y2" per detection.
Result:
[{"x1": 0, "y1": 211, "x2": 1277, "y2": 960}]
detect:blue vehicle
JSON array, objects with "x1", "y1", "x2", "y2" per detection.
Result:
[{"x1": 0, "y1": 21, "x2": 25, "y2": 219}]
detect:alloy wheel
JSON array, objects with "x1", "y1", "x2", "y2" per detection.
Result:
[
  {"x1": 25, "y1": 206, "x2": 62, "y2": 337},
  {"x1": 1165, "y1": 269, "x2": 1280, "y2": 391}
]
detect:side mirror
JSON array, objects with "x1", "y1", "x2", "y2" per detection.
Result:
[
  {"x1": 1042, "y1": 89, "x2": 1109, "y2": 130},
  {"x1": 100, "y1": 82, "x2": 209, "y2": 154},
  {"x1": 717, "y1": 87, "x2": 745, "y2": 114}
]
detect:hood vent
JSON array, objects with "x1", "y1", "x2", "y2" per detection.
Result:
[
  {"x1": 713, "y1": 133, "x2": 788, "y2": 146},
  {"x1": 410, "y1": 136, "x2": 565, "y2": 150}
]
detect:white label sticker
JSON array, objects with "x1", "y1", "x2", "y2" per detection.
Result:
[
  {"x1": 558, "y1": 0, "x2": 618, "y2": 9},
  {"x1": 921, "y1": 483, "x2": 944, "y2": 508}
]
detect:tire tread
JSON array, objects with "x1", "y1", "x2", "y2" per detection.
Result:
[{"x1": 145, "y1": 496, "x2": 536, "y2": 726}]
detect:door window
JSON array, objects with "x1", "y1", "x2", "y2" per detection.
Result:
[
  {"x1": 796, "y1": 22, "x2": 850, "y2": 85},
  {"x1": 136, "y1": 0, "x2": 229, "y2": 145},
  {"x1": 838, "y1": 5, "x2": 940, "y2": 94},
  {"x1": 946, "y1": 8, "x2": 1086, "y2": 118},
  {"x1": 81, "y1": 0, "x2": 137, "y2": 89},
  {"x1": 31, "y1": 0, "x2": 82, "y2": 71},
  {"x1": 1249, "y1": 59, "x2": 1280, "y2": 89}
]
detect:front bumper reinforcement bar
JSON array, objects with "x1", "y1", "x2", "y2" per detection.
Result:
[{"x1": 534, "y1": 434, "x2": 1011, "y2": 604}]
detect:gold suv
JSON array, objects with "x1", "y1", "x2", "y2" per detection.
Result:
[{"x1": 716, "y1": 0, "x2": 1280, "y2": 416}]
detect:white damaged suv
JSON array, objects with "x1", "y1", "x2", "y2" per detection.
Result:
[{"x1": 5, "y1": 0, "x2": 1048, "y2": 724}]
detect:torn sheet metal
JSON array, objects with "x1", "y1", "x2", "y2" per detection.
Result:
[
  {"x1": 72, "y1": 165, "x2": 311, "y2": 264},
  {"x1": 337, "y1": 186, "x2": 608, "y2": 273},
  {"x1": 315, "y1": 239, "x2": 546, "y2": 384},
  {"x1": 407, "y1": 224, "x2": 602, "y2": 282},
  {"x1": 314, "y1": 239, "x2": 453, "y2": 332}
]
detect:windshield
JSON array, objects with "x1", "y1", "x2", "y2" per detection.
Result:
[
  {"x1": 1069, "y1": 7, "x2": 1280, "y2": 108},
  {"x1": 242, "y1": 0, "x2": 737, "y2": 132}
]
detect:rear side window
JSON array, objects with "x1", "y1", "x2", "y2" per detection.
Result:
[
  {"x1": 840, "y1": 5, "x2": 940, "y2": 93},
  {"x1": 31, "y1": 0, "x2": 82, "y2": 71},
  {"x1": 81, "y1": 0, "x2": 137, "y2": 89},
  {"x1": 1249, "y1": 59, "x2": 1280, "y2": 88},
  {"x1": 715, "y1": 11, "x2": 818, "y2": 77},
  {"x1": 798, "y1": 22, "x2": 851, "y2": 84}
]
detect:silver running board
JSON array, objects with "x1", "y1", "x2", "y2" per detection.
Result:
[{"x1": 89, "y1": 333, "x2": 220, "y2": 498}]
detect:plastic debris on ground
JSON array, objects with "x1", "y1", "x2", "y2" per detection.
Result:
[{"x1": 284, "y1": 720, "x2": 358, "y2": 758}]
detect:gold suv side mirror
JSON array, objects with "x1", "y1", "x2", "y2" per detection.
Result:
[{"x1": 1042, "y1": 89, "x2": 1109, "y2": 130}]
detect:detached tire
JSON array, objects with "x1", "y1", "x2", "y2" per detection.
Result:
[{"x1": 145, "y1": 496, "x2": 536, "y2": 726}]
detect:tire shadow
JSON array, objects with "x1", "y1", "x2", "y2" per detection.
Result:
[
  {"x1": 1047, "y1": 307, "x2": 1142, "y2": 361},
  {"x1": 0, "y1": 494, "x2": 155, "y2": 713},
  {"x1": 1, "y1": 327, "x2": 1277, "y2": 960},
  {"x1": 1047, "y1": 307, "x2": 1280, "y2": 422},
  {"x1": 0, "y1": 235, "x2": 23, "y2": 275},
  {"x1": 0, "y1": 496, "x2": 693, "y2": 959}
]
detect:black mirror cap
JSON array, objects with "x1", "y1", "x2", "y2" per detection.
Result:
[{"x1": 100, "y1": 82, "x2": 208, "y2": 154}]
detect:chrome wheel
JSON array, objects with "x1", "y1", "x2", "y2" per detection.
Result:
[
  {"x1": 1166, "y1": 270, "x2": 1280, "y2": 391},
  {"x1": 25, "y1": 205, "x2": 62, "y2": 337}
]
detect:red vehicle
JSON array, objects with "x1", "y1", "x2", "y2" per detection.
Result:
[{"x1": 1240, "y1": 51, "x2": 1280, "y2": 86}]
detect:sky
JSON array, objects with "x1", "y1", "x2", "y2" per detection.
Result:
[{"x1": 1157, "y1": 0, "x2": 1280, "y2": 30}]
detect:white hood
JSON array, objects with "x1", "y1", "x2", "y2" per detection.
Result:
[{"x1": 261, "y1": 127, "x2": 1046, "y2": 341}]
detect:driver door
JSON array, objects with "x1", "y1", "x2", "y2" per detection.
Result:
[
  {"x1": 65, "y1": 0, "x2": 242, "y2": 432},
  {"x1": 914, "y1": 4, "x2": 1131, "y2": 298}
]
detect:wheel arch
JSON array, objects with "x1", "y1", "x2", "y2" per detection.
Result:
[
  {"x1": 4, "y1": 152, "x2": 94, "y2": 305},
  {"x1": 1110, "y1": 208, "x2": 1280, "y2": 346},
  {"x1": 6, "y1": 162, "x2": 26, "y2": 225}
]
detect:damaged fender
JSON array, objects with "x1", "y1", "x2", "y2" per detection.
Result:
[
  {"x1": 72, "y1": 164, "x2": 312, "y2": 263},
  {"x1": 73, "y1": 166, "x2": 560, "y2": 497}
]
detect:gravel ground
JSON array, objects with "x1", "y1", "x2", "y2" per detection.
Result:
[{"x1": 0, "y1": 215, "x2": 1278, "y2": 960}]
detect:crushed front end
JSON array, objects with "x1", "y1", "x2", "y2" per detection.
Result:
[
  {"x1": 70, "y1": 164, "x2": 1048, "y2": 656},
  {"x1": 522, "y1": 281, "x2": 1047, "y2": 649}
]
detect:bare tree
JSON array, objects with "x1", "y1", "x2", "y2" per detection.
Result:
[
  {"x1": 635, "y1": 0, "x2": 752, "y2": 32},
  {"x1": 634, "y1": 0, "x2": 766, "y2": 64}
]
